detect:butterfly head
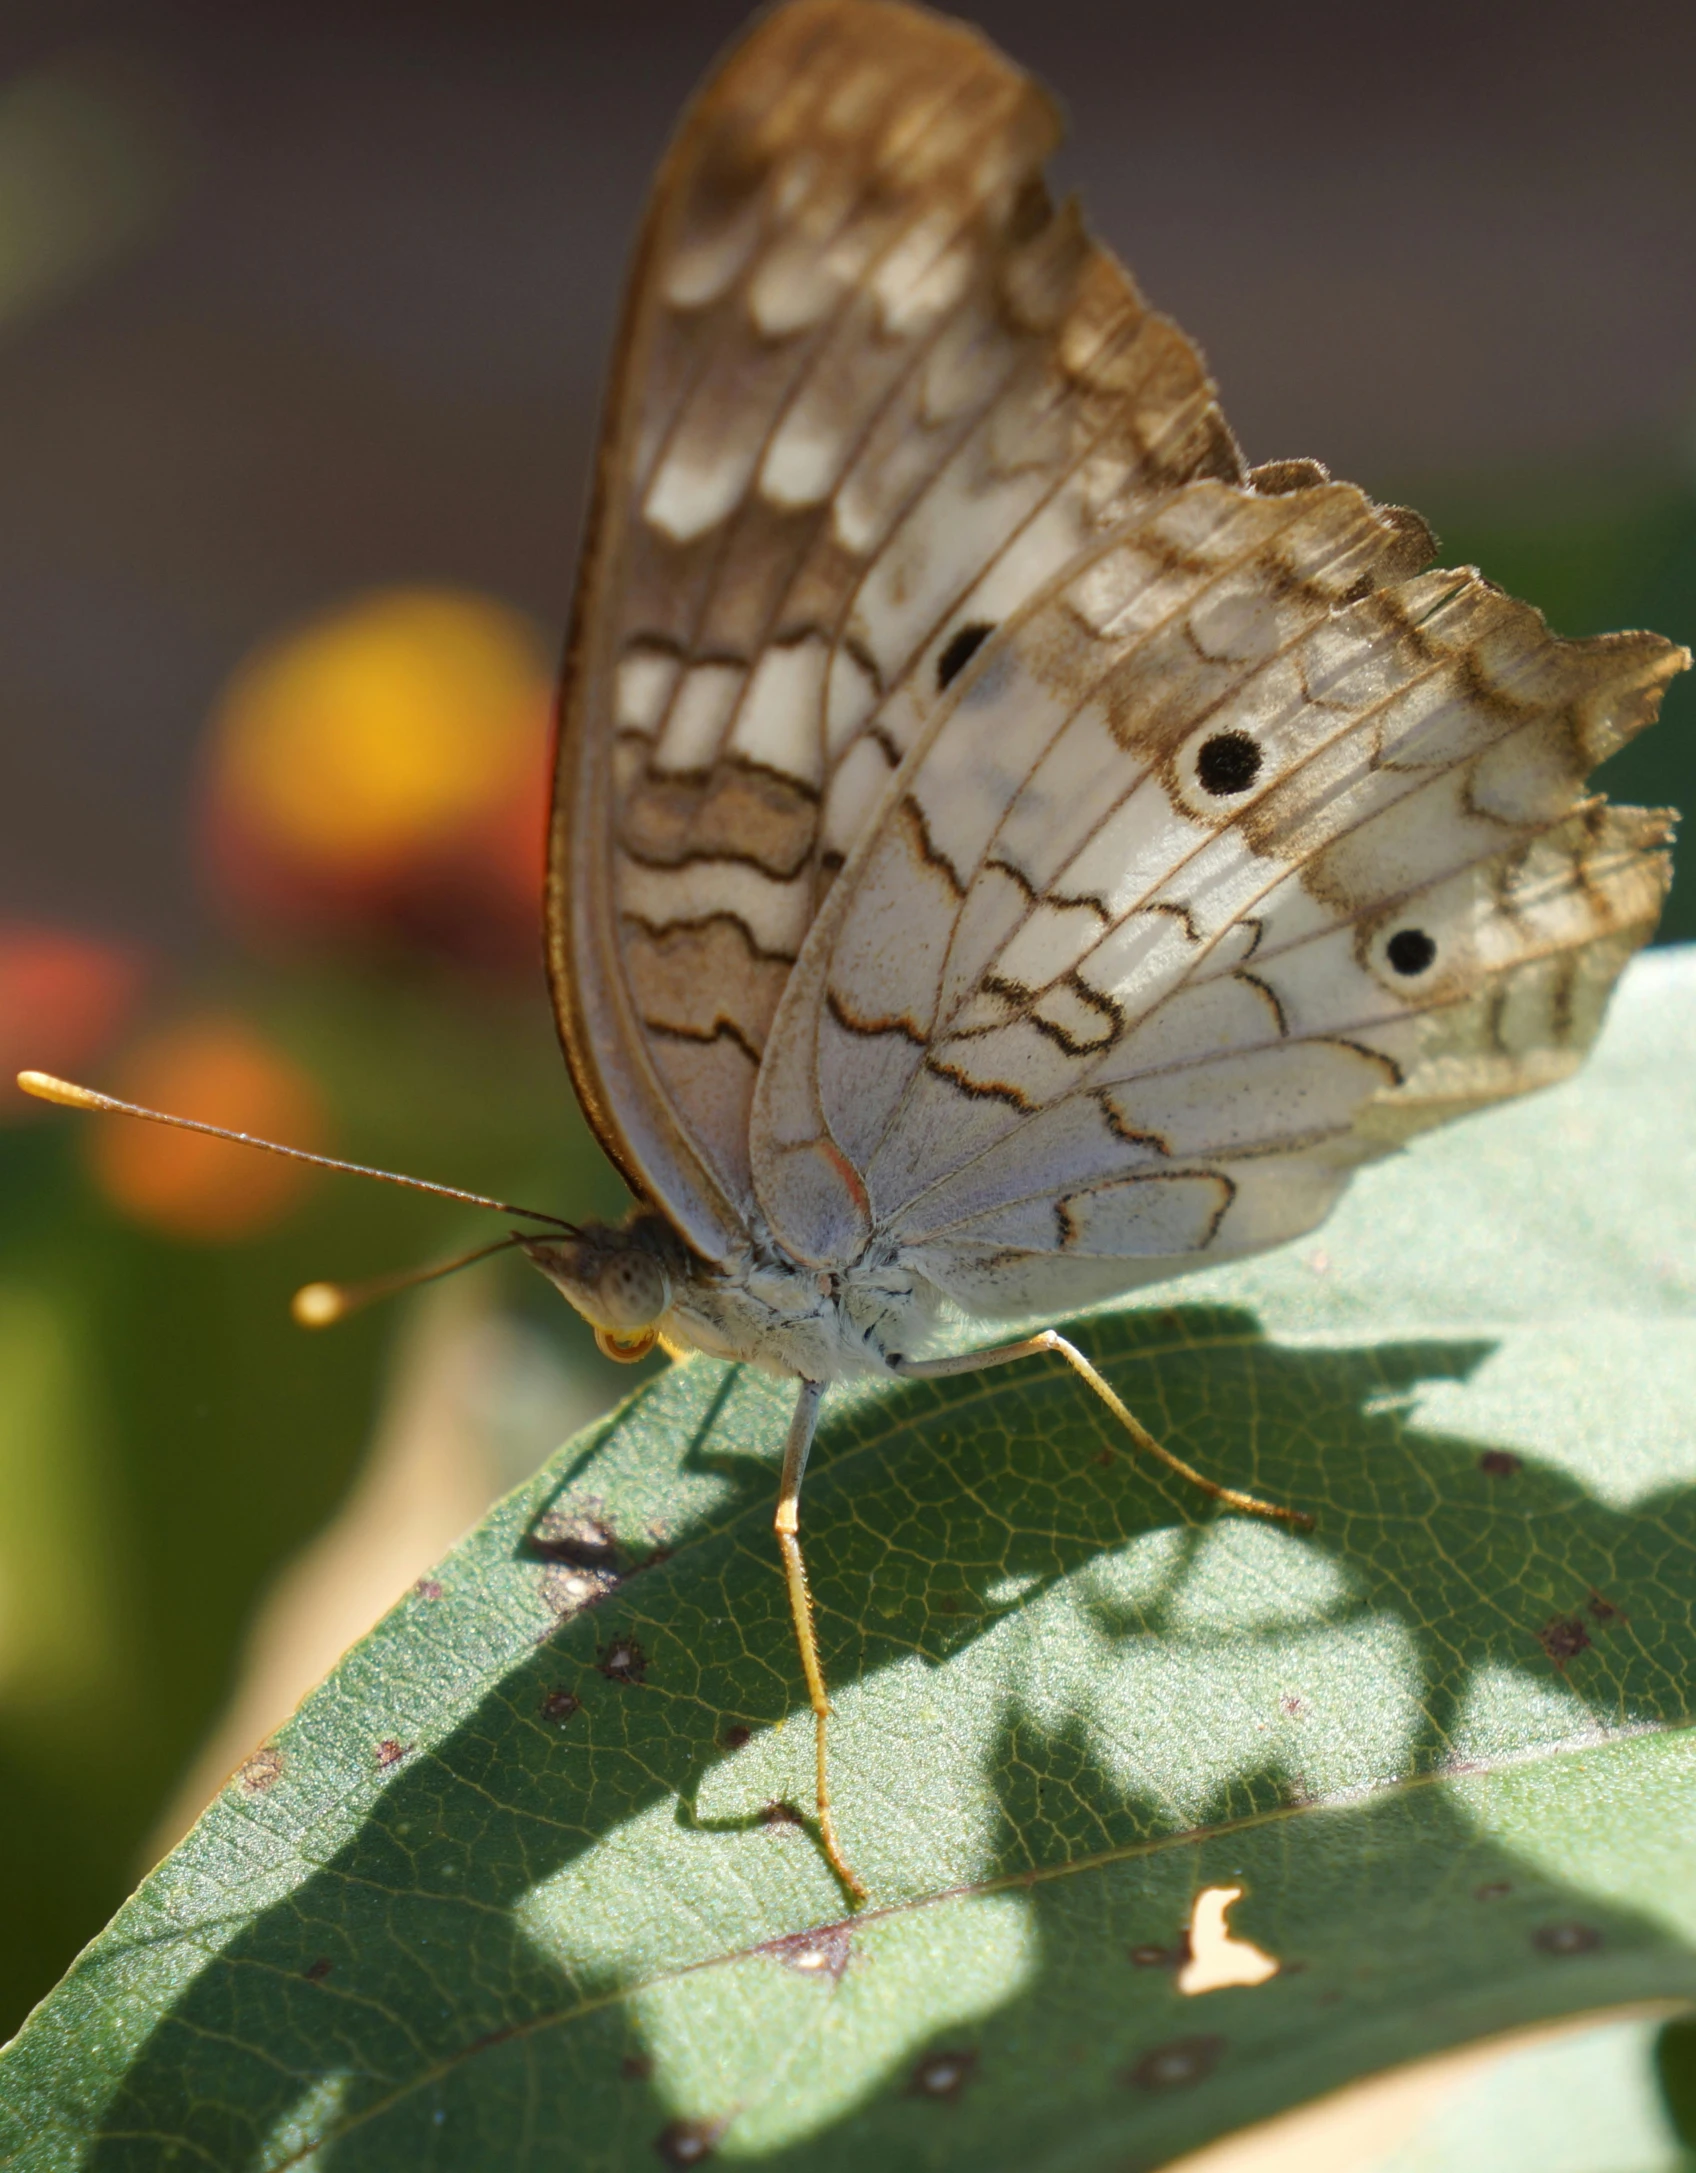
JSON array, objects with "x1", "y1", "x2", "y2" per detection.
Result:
[{"x1": 520, "y1": 1214, "x2": 679, "y2": 1362}]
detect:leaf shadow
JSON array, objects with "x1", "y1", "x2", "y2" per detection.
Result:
[{"x1": 70, "y1": 1300, "x2": 1696, "y2": 2169}]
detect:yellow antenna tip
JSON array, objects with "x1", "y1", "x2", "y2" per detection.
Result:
[
  {"x1": 291, "y1": 1282, "x2": 348, "y2": 1328},
  {"x1": 17, "y1": 1071, "x2": 105, "y2": 1110}
]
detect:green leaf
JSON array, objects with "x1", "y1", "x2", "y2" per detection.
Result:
[
  {"x1": 1656, "y1": 2012, "x2": 1696, "y2": 2151},
  {"x1": 3, "y1": 949, "x2": 1695, "y2": 2172}
]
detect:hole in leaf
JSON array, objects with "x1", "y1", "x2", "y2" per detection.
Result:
[{"x1": 1177, "y1": 1885, "x2": 1280, "y2": 1994}]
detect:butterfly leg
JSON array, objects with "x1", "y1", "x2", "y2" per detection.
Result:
[
  {"x1": 892, "y1": 1332, "x2": 1312, "y2": 1531},
  {"x1": 775, "y1": 1377, "x2": 868, "y2": 1905}
]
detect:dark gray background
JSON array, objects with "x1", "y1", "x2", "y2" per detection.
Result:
[{"x1": 3, "y1": 0, "x2": 1692, "y2": 951}]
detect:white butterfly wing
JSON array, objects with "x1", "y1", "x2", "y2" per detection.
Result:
[
  {"x1": 749, "y1": 475, "x2": 1682, "y2": 1311},
  {"x1": 549, "y1": 0, "x2": 1241, "y2": 1260}
]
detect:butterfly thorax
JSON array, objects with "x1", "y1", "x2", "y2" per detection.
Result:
[{"x1": 523, "y1": 1215, "x2": 936, "y2": 1384}]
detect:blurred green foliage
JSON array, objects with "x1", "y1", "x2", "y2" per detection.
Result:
[
  {"x1": 0, "y1": 965, "x2": 631, "y2": 2040},
  {"x1": 1419, "y1": 476, "x2": 1695, "y2": 942}
]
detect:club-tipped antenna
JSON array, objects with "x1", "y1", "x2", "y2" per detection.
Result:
[
  {"x1": 293, "y1": 1232, "x2": 532, "y2": 1327},
  {"x1": 16, "y1": 1070, "x2": 579, "y2": 1231}
]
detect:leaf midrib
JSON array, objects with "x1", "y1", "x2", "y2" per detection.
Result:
[{"x1": 243, "y1": 1715, "x2": 1693, "y2": 2173}]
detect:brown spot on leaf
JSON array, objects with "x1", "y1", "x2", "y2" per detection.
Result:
[
  {"x1": 1129, "y1": 1941, "x2": 1186, "y2": 1969},
  {"x1": 304, "y1": 1956, "x2": 332, "y2": 1982},
  {"x1": 653, "y1": 2117, "x2": 723, "y2": 2165},
  {"x1": 1474, "y1": 1880, "x2": 1512, "y2": 1902},
  {"x1": 909, "y1": 2048, "x2": 976, "y2": 2101},
  {"x1": 621, "y1": 2052, "x2": 653, "y2": 2083},
  {"x1": 1095, "y1": 1448, "x2": 1115, "y2": 1467},
  {"x1": 413, "y1": 1578, "x2": 443, "y2": 1600},
  {"x1": 1537, "y1": 1616, "x2": 1591, "y2": 1669},
  {"x1": 720, "y1": 1723, "x2": 751, "y2": 1751},
  {"x1": 1534, "y1": 1921, "x2": 1602, "y2": 1957},
  {"x1": 1587, "y1": 1589, "x2": 1625, "y2": 1624},
  {"x1": 765, "y1": 1923, "x2": 853, "y2": 1983},
  {"x1": 1479, "y1": 1449, "x2": 1523, "y2": 1477},
  {"x1": 535, "y1": 1512, "x2": 624, "y2": 1620},
  {"x1": 375, "y1": 1738, "x2": 412, "y2": 1770},
  {"x1": 543, "y1": 1562, "x2": 622, "y2": 1617},
  {"x1": 1280, "y1": 1695, "x2": 1305, "y2": 1718},
  {"x1": 541, "y1": 1689, "x2": 581, "y2": 1725},
  {"x1": 761, "y1": 1799, "x2": 804, "y2": 1827},
  {"x1": 531, "y1": 1509, "x2": 620, "y2": 1567},
  {"x1": 1124, "y1": 2036, "x2": 1225, "y2": 2090},
  {"x1": 237, "y1": 1744, "x2": 284, "y2": 1794},
  {"x1": 597, "y1": 1636, "x2": 648, "y2": 1686}
]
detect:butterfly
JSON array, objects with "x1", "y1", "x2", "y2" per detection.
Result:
[
  {"x1": 524, "y1": 0, "x2": 1687, "y2": 1898},
  {"x1": 22, "y1": 0, "x2": 1684, "y2": 1906}
]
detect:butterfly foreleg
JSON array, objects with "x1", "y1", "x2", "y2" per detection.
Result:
[
  {"x1": 891, "y1": 1333, "x2": 1313, "y2": 1533},
  {"x1": 775, "y1": 1376, "x2": 868, "y2": 1905}
]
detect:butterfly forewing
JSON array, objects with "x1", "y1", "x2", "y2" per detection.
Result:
[{"x1": 549, "y1": 0, "x2": 1244, "y2": 1259}]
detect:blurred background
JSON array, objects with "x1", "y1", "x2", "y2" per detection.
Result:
[{"x1": 0, "y1": 0, "x2": 1691, "y2": 2043}]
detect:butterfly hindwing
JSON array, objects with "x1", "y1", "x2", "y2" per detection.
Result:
[{"x1": 749, "y1": 476, "x2": 1680, "y2": 1307}]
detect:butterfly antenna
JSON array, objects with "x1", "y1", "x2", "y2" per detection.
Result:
[
  {"x1": 293, "y1": 1232, "x2": 533, "y2": 1327},
  {"x1": 15, "y1": 1070, "x2": 580, "y2": 1231}
]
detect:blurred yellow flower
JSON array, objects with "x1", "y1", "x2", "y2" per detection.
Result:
[
  {"x1": 208, "y1": 588, "x2": 549, "y2": 869},
  {"x1": 199, "y1": 587, "x2": 555, "y2": 967}
]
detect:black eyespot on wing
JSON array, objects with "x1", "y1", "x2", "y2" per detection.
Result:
[
  {"x1": 1387, "y1": 928, "x2": 1437, "y2": 976},
  {"x1": 1196, "y1": 731, "x2": 1262, "y2": 796},
  {"x1": 937, "y1": 622, "x2": 995, "y2": 691}
]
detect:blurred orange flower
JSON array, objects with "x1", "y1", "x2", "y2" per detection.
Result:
[
  {"x1": 0, "y1": 924, "x2": 148, "y2": 1120},
  {"x1": 88, "y1": 1016, "x2": 329, "y2": 1242},
  {"x1": 200, "y1": 588, "x2": 553, "y2": 966}
]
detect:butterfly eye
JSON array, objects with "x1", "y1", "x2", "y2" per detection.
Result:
[
  {"x1": 599, "y1": 1248, "x2": 671, "y2": 1329},
  {"x1": 1386, "y1": 927, "x2": 1437, "y2": 976},
  {"x1": 1196, "y1": 731, "x2": 1263, "y2": 796},
  {"x1": 936, "y1": 621, "x2": 996, "y2": 691}
]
